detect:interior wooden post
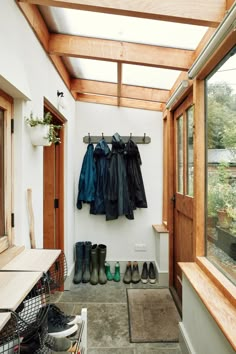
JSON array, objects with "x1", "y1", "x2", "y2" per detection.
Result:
[{"x1": 193, "y1": 79, "x2": 205, "y2": 258}]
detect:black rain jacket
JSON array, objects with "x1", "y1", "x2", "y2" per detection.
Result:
[
  {"x1": 90, "y1": 139, "x2": 110, "y2": 215},
  {"x1": 106, "y1": 133, "x2": 134, "y2": 221},
  {"x1": 124, "y1": 139, "x2": 147, "y2": 209}
]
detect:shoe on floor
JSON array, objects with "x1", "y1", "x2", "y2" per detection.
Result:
[
  {"x1": 47, "y1": 316, "x2": 78, "y2": 338},
  {"x1": 123, "y1": 261, "x2": 132, "y2": 284},
  {"x1": 132, "y1": 261, "x2": 141, "y2": 283},
  {"x1": 141, "y1": 262, "x2": 148, "y2": 284},
  {"x1": 49, "y1": 304, "x2": 81, "y2": 325},
  {"x1": 45, "y1": 334, "x2": 80, "y2": 352},
  {"x1": 149, "y1": 262, "x2": 157, "y2": 284},
  {"x1": 113, "y1": 261, "x2": 121, "y2": 282},
  {"x1": 105, "y1": 262, "x2": 113, "y2": 281}
]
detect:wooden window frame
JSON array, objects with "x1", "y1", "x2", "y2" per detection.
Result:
[
  {"x1": 194, "y1": 30, "x2": 236, "y2": 290},
  {"x1": 0, "y1": 90, "x2": 13, "y2": 253}
]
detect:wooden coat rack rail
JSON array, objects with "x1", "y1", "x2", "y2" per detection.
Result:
[{"x1": 83, "y1": 134, "x2": 151, "y2": 144}]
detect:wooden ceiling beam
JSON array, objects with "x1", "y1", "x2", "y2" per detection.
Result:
[
  {"x1": 17, "y1": 0, "x2": 226, "y2": 27},
  {"x1": 49, "y1": 34, "x2": 194, "y2": 71},
  {"x1": 77, "y1": 93, "x2": 164, "y2": 111},
  {"x1": 17, "y1": 2, "x2": 73, "y2": 93},
  {"x1": 71, "y1": 79, "x2": 170, "y2": 102}
]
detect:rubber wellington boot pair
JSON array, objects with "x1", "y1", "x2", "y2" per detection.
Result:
[
  {"x1": 105, "y1": 262, "x2": 120, "y2": 282},
  {"x1": 73, "y1": 241, "x2": 92, "y2": 284},
  {"x1": 90, "y1": 244, "x2": 107, "y2": 285}
]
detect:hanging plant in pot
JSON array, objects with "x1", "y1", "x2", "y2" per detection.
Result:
[{"x1": 26, "y1": 112, "x2": 62, "y2": 146}]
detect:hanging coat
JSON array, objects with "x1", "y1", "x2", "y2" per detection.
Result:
[
  {"x1": 90, "y1": 139, "x2": 110, "y2": 215},
  {"x1": 124, "y1": 139, "x2": 147, "y2": 209},
  {"x1": 106, "y1": 133, "x2": 134, "y2": 221},
  {"x1": 76, "y1": 143, "x2": 96, "y2": 209}
]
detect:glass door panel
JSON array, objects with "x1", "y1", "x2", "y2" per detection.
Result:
[
  {"x1": 177, "y1": 115, "x2": 184, "y2": 194},
  {"x1": 187, "y1": 106, "x2": 194, "y2": 196}
]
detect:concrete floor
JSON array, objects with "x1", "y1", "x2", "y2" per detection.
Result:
[{"x1": 52, "y1": 278, "x2": 182, "y2": 354}]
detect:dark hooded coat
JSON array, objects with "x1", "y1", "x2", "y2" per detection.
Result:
[
  {"x1": 90, "y1": 139, "x2": 110, "y2": 215},
  {"x1": 106, "y1": 133, "x2": 134, "y2": 220},
  {"x1": 124, "y1": 139, "x2": 147, "y2": 209},
  {"x1": 76, "y1": 143, "x2": 96, "y2": 209}
]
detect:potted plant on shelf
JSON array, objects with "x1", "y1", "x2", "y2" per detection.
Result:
[{"x1": 26, "y1": 112, "x2": 62, "y2": 146}]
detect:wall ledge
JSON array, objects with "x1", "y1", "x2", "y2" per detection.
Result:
[
  {"x1": 179, "y1": 261, "x2": 236, "y2": 351},
  {"x1": 152, "y1": 224, "x2": 168, "y2": 233}
]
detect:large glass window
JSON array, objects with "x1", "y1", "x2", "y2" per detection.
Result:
[{"x1": 206, "y1": 47, "x2": 236, "y2": 285}]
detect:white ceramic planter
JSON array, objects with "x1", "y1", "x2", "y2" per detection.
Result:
[{"x1": 28, "y1": 125, "x2": 52, "y2": 146}]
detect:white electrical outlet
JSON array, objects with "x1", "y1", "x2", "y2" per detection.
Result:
[{"x1": 135, "y1": 243, "x2": 147, "y2": 251}]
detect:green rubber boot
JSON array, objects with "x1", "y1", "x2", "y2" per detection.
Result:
[
  {"x1": 105, "y1": 262, "x2": 113, "y2": 281},
  {"x1": 113, "y1": 262, "x2": 121, "y2": 282}
]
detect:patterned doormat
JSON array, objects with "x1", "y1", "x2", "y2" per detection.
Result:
[{"x1": 127, "y1": 288, "x2": 181, "y2": 343}]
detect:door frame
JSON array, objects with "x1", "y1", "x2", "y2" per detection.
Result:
[
  {"x1": 0, "y1": 90, "x2": 13, "y2": 253},
  {"x1": 165, "y1": 92, "x2": 194, "y2": 291},
  {"x1": 43, "y1": 98, "x2": 66, "y2": 251},
  {"x1": 173, "y1": 94, "x2": 194, "y2": 302}
]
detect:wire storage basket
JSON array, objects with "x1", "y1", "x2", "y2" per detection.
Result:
[
  {"x1": 46, "y1": 251, "x2": 67, "y2": 292},
  {"x1": 15, "y1": 273, "x2": 50, "y2": 339},
  {"x1": 0, "y1": 312, "x2": 20, "y2": 354},
  {"x1": 19, "y1": 316, "x2": 52, "y2": 354}
]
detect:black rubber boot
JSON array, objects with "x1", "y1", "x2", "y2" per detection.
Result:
[
  {"x1": 82, "y1": 241, "x2": 92, "y2": 283},
  {"x1": 98, "y1": 244, "x2": 107, "y2": 285},
  {"x1": 73, "y1": 242, "x2": 84, "y2": 284},
  {"x1": 90, "y1": 244, "x2": 99, "y2": 285}
]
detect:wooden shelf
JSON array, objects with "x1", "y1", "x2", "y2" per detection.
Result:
[
  {"x1": 152, "y1": 224, "x2": 168, "y2": 233},
  {"x1": 1, "y1": 248, "x2": 61, "y2": 272},
  {"x1": 0, "y1": 271, "x2": 42, "y2": 311},
  {"x1": 0, "y1": 312, "x2": 11, "y2": 331}
]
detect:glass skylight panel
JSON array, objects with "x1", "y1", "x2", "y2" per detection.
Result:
[
  {"x1": 123, "y1": 65, "x2": 181, "y2": 90},
  {"x1": 40, "y1": 6, "x2": 208, "y2": 50},
  {"x1": 63, "y1": 58, "x2": 117, "y2": 82}
]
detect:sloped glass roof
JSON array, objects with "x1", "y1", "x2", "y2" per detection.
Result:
[
  {"x1": 39, "y1": 6, "x2": 209, "y2": 91},
  {"x1": 40, "y1": 7, "x2": 208, "y2": 49}
]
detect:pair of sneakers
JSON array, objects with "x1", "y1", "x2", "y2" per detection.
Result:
[
  {"x1": 141, "y1": 262, "x2": 157, "y2": 284},
  {"x1": 47, "y1": 304, "x2": 81, "y2": 338}
]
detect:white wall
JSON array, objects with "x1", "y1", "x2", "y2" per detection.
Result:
[
  {"x1": 180, "y1": 275, "x2": 235, "y2": 354},
  {"x1": 0, "y1": 0, "x2": 76, "y2": 269},
  {"x1": 74, "y1": 102, "x2": 163, "y2": 261}
]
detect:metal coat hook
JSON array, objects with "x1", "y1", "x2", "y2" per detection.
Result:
[{"x1": 83, "y1": 134, "x2": 150, "y2": 144}]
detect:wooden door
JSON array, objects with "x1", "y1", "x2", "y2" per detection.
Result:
[
  {"x1": 173, "y1": 95, "x2": 194, "y2": 301},
  {"x1": 43, "y1": 101, "x2": 65, "y2": 251}
]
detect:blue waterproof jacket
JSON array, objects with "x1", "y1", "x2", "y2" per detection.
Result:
[{"x1": 76, "y1": 143, "x2": 96, "y2": 209}]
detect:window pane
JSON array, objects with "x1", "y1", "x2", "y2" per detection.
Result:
[
  {"x1": 206, "y1": 47, "x2": 236, "y2": 286},
  {"x1": 0, "y1": 108, "x2": 4, "y2": 236},
  {"x1": 187, "y1": 106, "x2": 194, "y2": 196},
  {"x1": 177, "y1": 116, "x2": 184, "y2": 194}
]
